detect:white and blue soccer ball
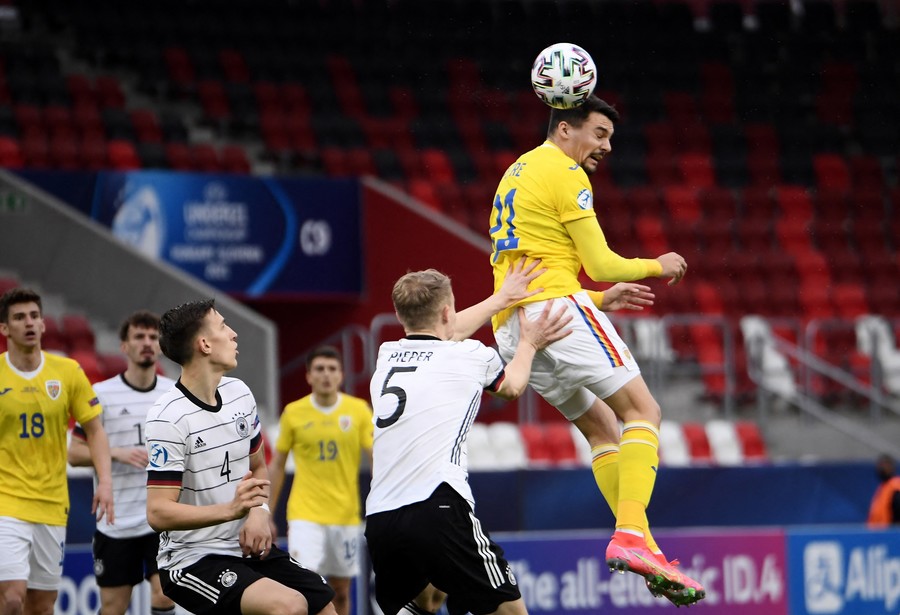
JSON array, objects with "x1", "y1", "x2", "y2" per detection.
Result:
[{"x1": 530, "y1": 42, "x2": 597, "y2": 109}]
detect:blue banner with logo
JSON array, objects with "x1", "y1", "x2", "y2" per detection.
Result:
[
  {"x1": 58, "y1": 546, "x2": 155, "y2": 615},
  {"x1": 787, "y1": 527, "x2": 900, "y2": 615},
  {"x1": 16, "y1": 170, "x2": 363, "y2": 298}
]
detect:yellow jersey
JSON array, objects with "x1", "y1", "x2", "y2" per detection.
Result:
[
  {"x1": 490, "y1": 141, "x2": 655, "y2": 328},
  {"x1": 275, "y1": 393, "x2": 373, "y2": 525},
  {"x1": 0, "y1": 351, "x2": 101, "y2": 525}
]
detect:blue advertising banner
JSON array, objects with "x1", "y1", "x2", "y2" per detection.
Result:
[
  {"x1": 57, "y1": 546, "x2": 148, "y2": 615},
  {"x1": 91, "y1": 171, "x2": 361, "y2": 297},
  {"x1": 786, "y1": 527, "x2": 900, "y2": 615},
  {"x1": 17, "y1": 170, "x2": 363, "y2": 297},
  {"x1": 495, "y1": 529, "x2": 789, "y2": 614}
]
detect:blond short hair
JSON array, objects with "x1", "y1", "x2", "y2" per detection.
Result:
[{"x1": 391, "y1": 269, "x2": 453, "y2": 331}]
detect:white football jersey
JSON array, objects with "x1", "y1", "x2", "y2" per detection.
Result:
[
  {"x1": 91, "y1": 373, "x2": 175, "y2": 538},
  {"x1": 365, "y1": 336, "x2": 504, "y2": 516},
  {"x1": 145, "y1": 377, "x2": 262, "y2": 570}
]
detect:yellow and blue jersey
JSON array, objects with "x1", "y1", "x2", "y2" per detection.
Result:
[
  {"x1": 489, "y1": 141, "x2": 597, "y2": 328},
  {"x1": 0, "y1": 351, "x2": 101, "y2": 525},
  {"x1": 276, "y1": 393, "x2": 373, "y2": 525}
]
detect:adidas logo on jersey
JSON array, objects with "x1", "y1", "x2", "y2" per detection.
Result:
[
  {"x1": 195, "y1": 437, "x2": 207, "y2": 449},
  {"x1": 120, "y1": 408, "x2": 130, "y2": 415}
]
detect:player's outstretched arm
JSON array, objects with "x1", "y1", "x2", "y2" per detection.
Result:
[
  {"x1": 452, "y1": 257, "x2": 546, "y2": 341},
  {"x1": 147, "y1": 471, "x2": 270, "y2": 532},
  {"x1": 81, "y1": 416, "x2": 115, "y2": 523},
  {"x1": 494, "y1": 302, "x2": 572, "y2": 399},
  {"x1": 588, "y1": 283, "x2": 655, "y2": 312},
  {"x1": 566, "y1": 217, "x2": 664, "y2": 283}
]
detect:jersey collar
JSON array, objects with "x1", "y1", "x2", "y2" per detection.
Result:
[{"x1": 176, "y1": 379, "x2": 222, "y2": 412}]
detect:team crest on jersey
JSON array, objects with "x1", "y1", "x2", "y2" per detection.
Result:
[
  {"x1": 235, "y1": 416, "x2": 250, "y2": 438},
  {"x1": 45, "y1": 380, "x2": 61, "y2": 400},
  {"x1": 339, "y1": 415, "x2": 352, "y2": 431},
  {"x1": 576, "y1": 188, "x2": 593, "y2": 210},
  {"x1": 218, "y1": 569, "x2": 237, "y2": 587},
  {"x1": 507, "y1": 564, "x2": 517, "y2": 586},
  {"x1": 149, "y1": 443, "x2": 169, "y2": 468}
]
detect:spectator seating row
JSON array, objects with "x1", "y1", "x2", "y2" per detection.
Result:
[
  {"x1": 0, "y1": 275, "x2": 125, "y2": 382},
  {"x1": 466, "y1": 419, "x2": 768, "y2": 471}
]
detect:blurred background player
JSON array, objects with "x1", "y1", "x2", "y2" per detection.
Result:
[
  {"x1": 488, "y1": 96, "x2": 704, "y2": 605},
  {"x1": 0, "y1": 287, "x2": 114, "y2": 615},
  {"x1": 366, "y1": 268, "x2": 572, "y2": 615},
  {"x1": 868, "y1": 454, "x2": 900, "y2": 527},
  {"x1": 268, "y1": 345, "x2": 374, "y2": 615},
  {"x1": 68, "y1": 310, "x2": 176, "y2": 615},
  {"x1": 145, "y1": 299, "x2": 337, "y2": 615}
]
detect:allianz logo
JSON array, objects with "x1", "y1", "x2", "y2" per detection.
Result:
[{"x1": 804, "y1": 541, "x2": 900, "y2": 613}]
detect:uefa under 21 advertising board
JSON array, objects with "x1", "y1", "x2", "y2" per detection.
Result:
[
  {"x1": 59, "y1": 527, "x2": 900, "y2": 614},
  {"x1": 89, "y1": 171, "x2": 362, "y2": 297}
]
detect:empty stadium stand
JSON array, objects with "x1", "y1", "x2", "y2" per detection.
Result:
[{"x1": 2, "y1": 0, "x2": 898, "y2": 460}]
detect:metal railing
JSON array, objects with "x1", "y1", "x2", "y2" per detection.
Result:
[{"x1": 745, "y1": 329, "x2": 900, "y2": 458}]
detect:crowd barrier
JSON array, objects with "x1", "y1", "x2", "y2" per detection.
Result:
[{"x1": 60, "y1": 526, "x2": 899, "y2": 615}]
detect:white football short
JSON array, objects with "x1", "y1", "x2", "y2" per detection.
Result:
[
  {"x1": 495, "y1": 291, "x2": 641, "y2": 420},
  {"x1": 0, "y1": 517, "x2": 66, "y2": 590},
  {"x1": 287, "y1": 520, "x2": 361, "y2": 578}
]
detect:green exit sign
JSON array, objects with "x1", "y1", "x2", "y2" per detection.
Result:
[{"x1": 0, "y1": 191, "x2": 27, "y2": 213}]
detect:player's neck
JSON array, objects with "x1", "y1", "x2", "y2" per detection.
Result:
[
  {"x1": 123, "y1": 364, "x2": 157, "y2": 390},
  {"x1": 179, "y1": 364, "x2": 223, "y2": 406},
  {"x1": 313, "y1": 391, "x2": 339, "y2": 407},
  {"x1": 7, "y1": 344, "x2": 42, "y2": 372},
  {"x1": 547, "y1": 136, "x2": 578, "y2": 164},
  {"x1": 405, "y1": 326, "x2": 447, "y2": 341}
]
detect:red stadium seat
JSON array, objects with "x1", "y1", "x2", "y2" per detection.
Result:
[
  {"x1": 543, "y1": 423, "x2": 579, "y2": 466},
  {"x1": 678, "y1": 153, "x2": 716, "y2": 188},
  {"x1": 734, "y1": 421, "x2": 767, "y2": 461},
  {"x1": 107, "y1": 140, "x2": 141, "y2": 170},
  {"x1": 41, "y1": 316, "x2": 67, "y2": 353},
  {"x1": 49, "y1": 133, "x2": 80, "y2": 170},
  {"x1": 518, "y1": 424, "x2": 552, "y2": 466},
  {"x1": 165, "y1": 143, "x2": 192, "y2": 171},
  {"x1": 68, "y1": 349, "x2": 104, "y2": 384},
  {"x1": 680, "y1": 422, "x2": 713, "y2": 462},
  {"x1": 95, "y1": 75, "x2": 126, "y2": 108},
  {"x1": 97, "y1": 353, "x2": 127, "y2": 380},
  {"x1": 219, "y1": 49, "x2": 250, "y2": 83},
  {"x1": 813, "y1": 154, "x2": 852, "y2": 192},
  {"x1": 0, "y1": 136, "x2": 23, "y2": 167},
  {"x1": 80, "y1": 135, "x2": 107, "y2": 170},
  {"x1": 221, "y1": 144, "x2": 251, "y2": 174},
  {"x1": 60, "y1": 314, "x2": 95, "y2": 353},
  {"x1": 197, "y1": 80, "x2": 230, "y2": 121},
  {"x1": 130, "y1": 109, "x2": 163, "y2": 143}
]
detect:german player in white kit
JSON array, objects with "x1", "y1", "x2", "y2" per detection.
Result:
[
  {"x1": 365, "y1": 267, "x2": 573, "y2": 615},
  {"x1": 145, "y1": 299, "x2": 336, "y2": 615},
  {"x1": 69, "y1": 311, "x2": 176, "y2": 615}
]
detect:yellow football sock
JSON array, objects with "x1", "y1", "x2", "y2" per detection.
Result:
[
  {"x1": 617, "y1": 420, "x2": 660, "y2": 534},
  {"x1": 592, "y1": 443, "x2": 662, "y2": 552},
  {"x1": 591, "y1": 444, "x2": 620, "y2": 514}
]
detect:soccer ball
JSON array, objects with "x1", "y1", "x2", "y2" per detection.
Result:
[{"x1": 530, "y1": 42, "x2": 597, "y2": 109}]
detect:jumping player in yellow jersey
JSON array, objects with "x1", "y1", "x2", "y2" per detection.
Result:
[
  {"x1": 489, "y1": 95, "x2": 705, "y2": 607},
  {"x1": 268, "y1": 346, "x2": 373, "y2": 615},
  {"x1": 0, "y1": 287, "x2": 114, "y2": 615}
]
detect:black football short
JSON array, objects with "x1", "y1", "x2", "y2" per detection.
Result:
[
  {"x1": 159, "y1": 546, "x2": 334, "y2": 615},
  {"x1": 365, "y1": 483, "x2": 521, "y2": 615},
  {"x1": 92, "y1": 531, "x2": 161, "y2": 587}
]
